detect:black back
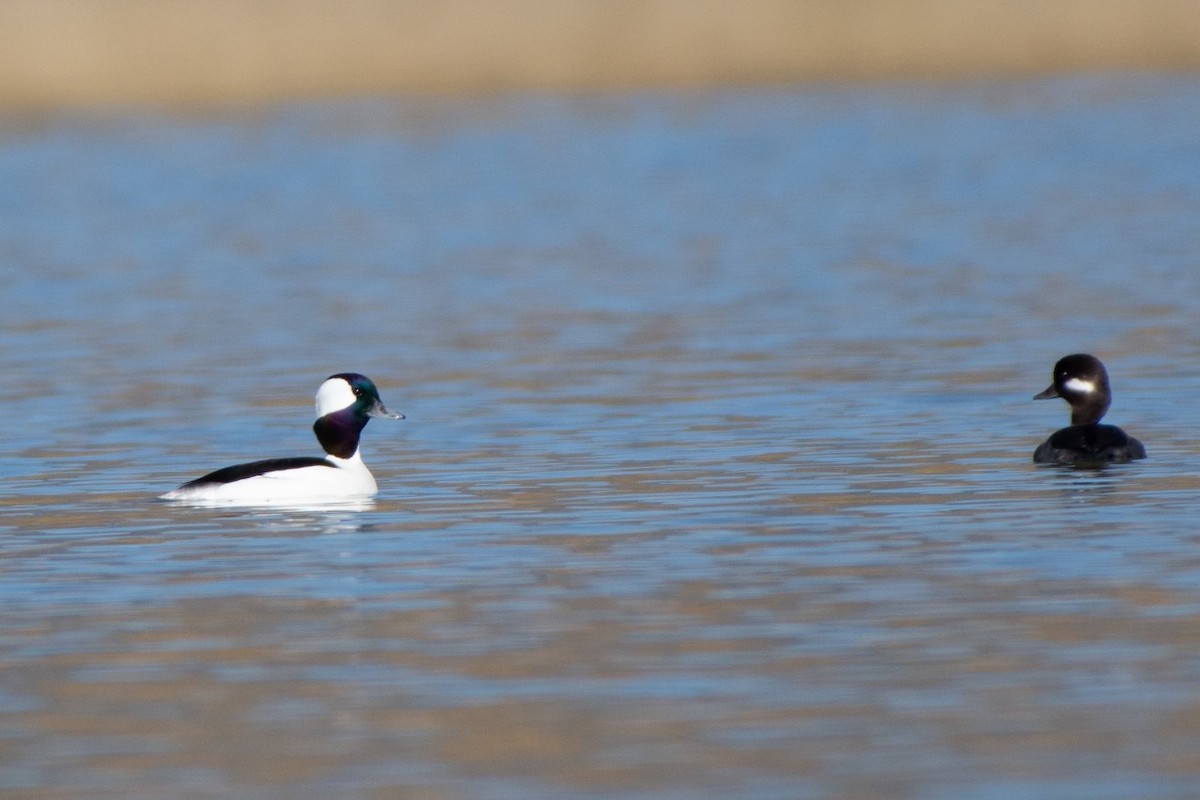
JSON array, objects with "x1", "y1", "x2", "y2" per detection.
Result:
[
  {"x1": 1033, "y1": 424, "x2": 1147, "y2": 465},
  {"x1": 175, "y1": 457, "x2": 335, "y2": 489}
]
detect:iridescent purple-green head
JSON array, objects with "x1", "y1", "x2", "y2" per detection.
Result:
[{"x1": 313, "y1": 373, "x2": 404, "y2": 459}]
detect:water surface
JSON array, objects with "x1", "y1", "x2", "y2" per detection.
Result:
[{"x1": 3, "y1": 76, "x2": 1200, "y2": 799}]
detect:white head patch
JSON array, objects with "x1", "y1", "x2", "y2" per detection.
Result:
[
  {"x1": 315, "y1": 377, "x2": 357, "y2": 417},
  {"x1": 1063, "y1": 377, "x2": 1096, "y2": 395}
]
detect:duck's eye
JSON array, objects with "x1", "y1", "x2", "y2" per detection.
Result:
[{"x1": 353, "y1": 387, "x2": 364, "y2": 397}]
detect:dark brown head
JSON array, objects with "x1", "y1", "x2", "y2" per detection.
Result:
[{"x1": 1033, "y1": 353, "x2": 1112, "y2": 425}]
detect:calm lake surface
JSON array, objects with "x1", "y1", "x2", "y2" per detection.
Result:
[{"x1": 3, "y1": 75, "x2": 1200, "y2": 799}]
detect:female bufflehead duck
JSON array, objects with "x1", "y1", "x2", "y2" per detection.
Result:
[
  {"x1": 162, "y1": 373, "x2": 403, "y2": 503},
  {"x1": 1033, "y1": 354, "x2": 1145, "y2": 464}
]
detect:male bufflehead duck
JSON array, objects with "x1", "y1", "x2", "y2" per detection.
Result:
[
  {"x1": 1032, "y1": 354, "x2": 1145, "y2": 465},
  {"x1": 162, "y1": 373, "x2": 403, "y2": 503}
]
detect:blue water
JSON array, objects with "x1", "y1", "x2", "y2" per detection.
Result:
[{"x1": 3, "y1": 75, "x2": 1200, "y2": 799}]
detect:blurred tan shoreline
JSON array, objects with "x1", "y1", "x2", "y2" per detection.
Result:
[{"x1": 2, "y1": 0, "x2": 1200, "y2": 108}]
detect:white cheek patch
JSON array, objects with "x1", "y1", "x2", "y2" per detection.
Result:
[
  {"x1": 315, "y1": 378, "x2": 357, "y2": 417},
  {"x1": 1064, "y1": 377, "x2": 1096, "y2": 395}
]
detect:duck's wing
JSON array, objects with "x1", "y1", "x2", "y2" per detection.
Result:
[{"x1": 174, "y1": 456, "x2": 335, "y2": 490}]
